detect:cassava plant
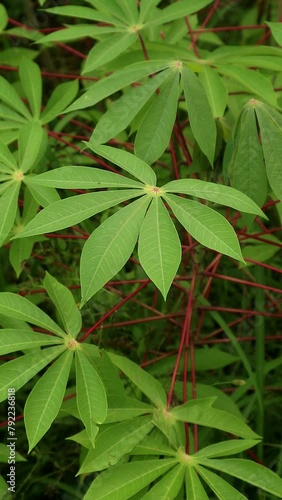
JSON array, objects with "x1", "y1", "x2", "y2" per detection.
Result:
[{"x1": 0, "y1": 0, "x2": 282, "y2": 498}]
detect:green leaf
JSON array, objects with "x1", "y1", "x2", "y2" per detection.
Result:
[
  {"x1": 91, "y1": 68, "x2": 172, "y2": 145},
  {"x1": 41, "y1": 80, "x2": 79, "y2": 124},
  {"x1": 139, "y1": 0, "x2": 162, "y2": 23},
  {"x1": 80, "y1": 195, "x2": 151, "y2": 305},
  {"x1": 138, "y1": 197, "x2": 181, "y2": 299},
  {"x1": 83, "y1": 33, "x2": 138, "y2": 74},
  {"x1": 217, "y1": 65, "x2": 277, "y2": 106},
  {"x1": 0, "y1": 4, "x2": 8, "y2": 31},
  {"x1": 0, "y1": 183, "x2": 20, "y2": 247},
  {"x1": 162, "y1": 179, "x2": 266, "y2": 218},
  {"x1": 25, "y1": 182, "x2": 60, "y2": 208},
  {"x1": 43, "y1": 272, "x2": 81, "y2": 338},
  {"x1": 171, "y1": 398, "x2": 259, "y2": 439},
  {"x1": 76, "y1": 351, "x2": 107, "y2": 443},
  {"x1": 108, "y1": 352, "x2": 167, "y2": 408},
  {"x1": 199, "y1": 66, "x2": 228, "y2": 118},
  {"x1": 118, "y1": 0, "x2": 138, "y2": 23},
  {"x1": 9, "y1": 236, "x2": 45, "y2": 278},
  {"x1": 132, "y1": 429, "x2": 175, "y2": 456},
  {"x1": 0, "y1": 293, "x2": 66, "y2": 337},
  {"x1": 255, "y1": 102, "x2": 282, "y2": 201},
  {"x1": 229, "y1": 104, "x2": 267, "y2": 209},
  {"x1": 66, "y1": 60, "x2": 171, "y2": 112},
  {"x1": 0, "y1": 346, "x2": 65, "y2": 402},
  {"x1": 185, "y1": 466, "x2": 209, "y2": 500},
  {"x1": 15, "y1": 190, "x2": 142, "y2": 238},
  {"x1": 182, "y1": 65, "x2": 216, "y2": 163},
  {"x1": 26, "y1": 166, "x2": 144, "y2": 189},
  {"x1": 18, "y1": 121, "x2": 46, "y2": 173},
  {"x1": 195, "y1": 465, "x2": 247, "y2": 500},
  {"x1": 24, "y1": 350, "x2": 73, "y2": 451},
  {"x1": 144, "y1": 0, "x2": 213, "y2": 27},
  {"x1": 84, "y1": 458, "x2": 177, "y2": 500},
  {"x1": 135, "y1": 70, "x2": 179, "y2": 165},
  {"x1": 45, "y1": 5, "x2": 122, "y2": 24},
  {"x1": 194, "y1": 440, "x2": 259, "y2": 459},
  {"x1": 0, "y1": 329, "x2": 63, "y2": 355},
  {"x1": 39, "y1": 25, "x2": 119, "y2": 44},
  {"x1": 198, "y1": 458, "x2": 282, "y2": 498},
  {"x1": 164, "y1": 194, "x2": 244, "y2": 262},
  {"x1": 267, "y1": 21, "x2": 282, "y2": 46},
  {"x1": 87, "y1": 143, "x2": 156, "y2": 185},
  {"x1": 106, "y1": 397, "x2": 153, "y2": 424},
  {"x1": 142, "y1": 464, "x2": 185, "y2": 499},
  {"x1": 19, "y1": 59, "x2": 42, "y2": 118},
  {"x1": 0, "y1": 76, "x2": 31, "y2": 119},
  {"x1": 79, "y1": 416, "x2": 154, "y2": 473},
  {"x1": 0, "y1": 141, "x2": 18, "y2": 171}
]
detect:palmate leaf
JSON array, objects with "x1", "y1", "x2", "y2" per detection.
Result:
[
  {"x1": 19, "y1": 59, "x2": 42, "y2": 119},
  {"x1": 139, "y1": 0, "x2": 162, "y2": 23},
  {"x1": 24, "y1": 350, "x2": 73, "y2": 451},
  {"x1": 0, "y1": 141, "x2": 18, "y2": 171},
  {"x1": 197, "y1": 458, "x2": 282, "y2": 498},
  {"x1": 163, "y1": 177, "x2": 267, "y2": 218},
  {"x1": 87, "y1": 143, "x2": 156, "y2": 185},
  {"x1": 182, "y1": 65, "x2": 216, "y2": 164},
  {"x1": 105, "y1": 397, "x2": 153, "y2": 424},
  {"x1": 0, "y1": 182, "x2": 20, "y2": 246},
  {"x1": 44, "y1": 5, "x2": 121, "y2": 24},
  {"x1": 15, "y1": 190, "x2": 143, "y2": 238},
  {"x1": 9, "y1": 236, "x2": 45, "y2": 278},
  {"x1": 0, "y1": 346, "x2": 65, "y2": 402},
  {"x1": 195, "y1": 465, "x2": 247, "y2": 500},
  {"x1": 0, "y1": 329, "x2": 63, "y2": 355},
  {"x1": 0, "y1": 293, "x2": 66, "y2": 337},
  {"x1": 118, "y1": 0, "x2": 139, "y2": 24},
  {"x1": 18, "y1": 121, "x2": 47, "y2": 173},
  {"x1": 83, "y1": 32, "x2": 138, "y2": 74},
  {"x1": 43, "y1": 272, "x2": 81, "y2": 338},
  {"x1": 25, "y1": 183, "x2": 60, "y2": 208},
  {"x1": 75, "y1": 350, "x2": 108, "y2": 443},
  {"x1": 142, "y1": 464, "x2": 185, "y2": 499},
  {"x1": 132, "y1": 430, "x2": 176, "y2": 456},
  {"x1": 80, "y1": 195, "x2": 151, "y2": 306},
  {"x1": 108, "y1": 352, "x2": 167, "y2": 408},
  {"x1": 185, "y1": 466, "x2": 209, "y2": 500},
  {"x1": 90, "y1": 68, "x2": 173, "y2": 145},
  {"x1": 0, "y1": 76, "x2": 31, "y2": 119},
  {"x1": 144, "y1": 0, "x2": 213, "y2": 27},
  {"x1": 39, "y1": 25, "x2": 119, "y2": 44},
  {"x1": 138, "y1": 196, "x2": 181, "y2": 299},
  {"x1": 164, "y1": 194, "x2": 244, "y2": 262},
  {"x1": 65, "y1": 60, "x2": 171, "y2": 113},
  {"x1": 79, "y1": 416, "x2": 154, "y2": 473},
  {"x1": 41, "y1": 80, "x2": 79, "y2": 124},
  {"x1": 194, "y1": 439, "x2": 259, "y2": 459},
  {"x1": 134, "y1": 70, "x2": 180, "y2": 165},
  {"x1": 199, "y1": 66, "x2": 228, "y2": 118},
  {"x1": 84, "y1": 458, "x2": 177, "y2": 500}
]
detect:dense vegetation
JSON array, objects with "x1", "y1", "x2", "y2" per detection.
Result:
[{"x1": 0, "y1": 0, "x2": 282, "y2": 498}]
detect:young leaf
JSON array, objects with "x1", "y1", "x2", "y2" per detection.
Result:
[
  {"x1": 0, "y1": 76, "x2": 31, "y2": 119},
  {"x1": 164, "y1": 194, "x2": 244, "y2": 262},
  {"x1": 195, "y1": 465, "x2": 247, "y2": 500},
  {"x1": 108, "y1": 352, "x2": 167, "y2": 408},
  {"x1": 83, "y1": 32, "x2": 138, "y2": 74},
  {"x1": 0, "y1": 346, "x2": 65, "y2": 402},
  {"x1": 43, "y1": 272, "x2": 82, "y2": 338},
  {"x1": 185, "y1": 466, "x2": 209, "y2": 500},
  {"x1": 0, "y1": 182, "x2": 20, "y2": 247},
  {"x1": 138, "y1": 196, "x2": 181, "y2": 299},
  {"x1": 194, "y1": 440, "x2": 259, "y2": 459},
  {"x1": 66, "y1": 60, "x2": 171, "y2": 113},
  {"x1": 199, "y1": 66, "x2": 228, "y2": 118},
  {"x1": 217, "y1": 65, "x2": 277, "y2": 107},
  {"x1": 87, "y1": 143, "x2": 156, "y2": 185},
  {"x1": 40, "y1": 80, "x2": 79, "y2": 124},
  {"x1": 19, "y1": 59, "x2": 42, "y2": 118},
  {"x1": 90, "y1": 68, "x2": 172, "y2": 145},
  {"x1": 83, "y1": 459, "x2": 177, "y2": 500},
  {"x1": 144, "y1": 0, "x2": 213, "y2": 27},
  {"x1": 18, "y1": 121, "x2": 47, "y2": 173},
  {"x1": 171, "y1": 399, "x2": 259, "y2": 439},
  {"x1": 135, "y1": 70, "x2": 179, "y2": 165},
  {"x1": 0, "y1": 329, "x2": 63, "y2": 355},
  {"x1": 80, "y1": 195, "x2": 151, "y2": 305},
  {"x1": 76, "y1": 351, "x2": 107, "y2": 444},
  {"x1": 162, "y1": 179, "x2": 267, "y2": 218},
  {"x1": 142, "y1": 464, "x2": 185, "y2": 499},
  {"x1": 0, "y1": 141, "x2": 18, "y2": 171},
  {"x1": 24, "y1": 350, "x2": 73, "y2": 451},
  {"x1": 197, "y1": 458, "x2": 282, "y2": 498},
  {"x1": 0, "y1": 293, "x2": 66, "y2": 337},
  {"x1": 79, "y1": 416, "x2": 154, "y2": 473},
  {"x1": 15, "y1": 190, "x2": 143, "y2": 238},
  {"x1": 182, "y1": 65, "x2": 216, "y2": 164},
  {"x1": 26, "y1": 166, "x2": 144, "y2": 189}
]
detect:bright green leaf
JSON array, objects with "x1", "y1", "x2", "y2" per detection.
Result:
[
  {"x1": 41, "y1": 80, "x2": 79, "y2": 124},
  {"x1": 185, "y1": 466, "x2": 209, "y2": 500},
  {"x1": 144, "y1": 0, "x2": 213, "y2": 27},
  {"x1": 267, "y1": 21, "x2": 282, "y2": 46},
  {"x1": 0, "y1": 329, "x2": 63, "y2": 355},
  {"x1": 195, "y1": 465, "x2": 247, "y2": 500},
  {"x1": 0, "y1": 141, "x2": 18, "y2": 171},
  {"x1": 194, "y1": 439, "x2": 259, "y2": 459},
  {"x1": 106, "y1": 397, "x2": 153, "y2": 424},
  {"x1": 45, "y1": 5, "x2": 123, "y2": 24},
  {"x1": 19, "y1": 59, "x2": 42, "y2": 118},
  {"x1": 18, "y1": 121, "x2": 47, "y2": 173},
  {"x1": 0, "y1": 5, "x2": 8, "y2": 31},
  {"x1": 199, "y1": 65, "x2": 228, "y2": 118},
  {"x1": 25, "y1": 182, "x2": 60, "y2": 208},
  {"x1": 142, "y1": 464, "x2": 185, "y2": 499},
  {"x1": 0, "y1": 183, "x2": 20, "y2": 247},
  {"x1": 83, "y1": 33, "x2": 138, "y2": 74},
  {"x1": 0, "y1": 76, "x2": 31, "y2": 119}
]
